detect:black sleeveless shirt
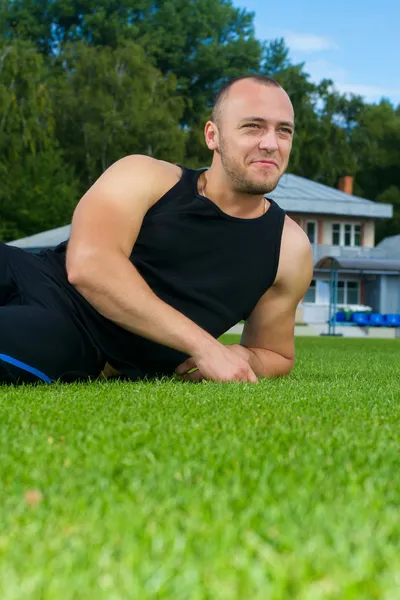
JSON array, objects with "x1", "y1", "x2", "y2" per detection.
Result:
[{"x1": 41, "y1": 167, "x2": 285, "y2": 378}]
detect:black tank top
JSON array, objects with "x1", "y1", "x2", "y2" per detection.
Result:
[{"x1": 41, "y1": 166, "x2": 285, "y2": 378}]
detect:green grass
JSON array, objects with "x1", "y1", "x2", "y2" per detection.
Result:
[{"x1": 1, "y1": 336, "x2": 400, "y2": 599}]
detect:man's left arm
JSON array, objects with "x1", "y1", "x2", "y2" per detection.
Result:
[
  {"x1": 177, "y1": 218, "x2": 313, "y2": 382},
  {"x1": 238, "y1": 219, "x2": 314, "y2": 378}
]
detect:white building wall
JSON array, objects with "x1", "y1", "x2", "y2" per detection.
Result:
[
  {"x1": 293, "y1": 215, "x2": 374, "y2": 247},
  {"x1": 363, "y1": 221, "x2": 375, "y2": 247},
  {"x1": 323, "y1": 221, "x2": 332, "y2": 244},
  {"x1": 380, "y1": 276, "x2": 400, "y2": 313}
]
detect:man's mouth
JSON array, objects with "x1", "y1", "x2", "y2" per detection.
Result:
[{"x1": 252, "y1": 160, "x2": 279, "y2": 168}]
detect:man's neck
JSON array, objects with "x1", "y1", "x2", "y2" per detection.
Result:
[{"x1": 198, "y1": 168, "x2": 267, "y2": 219}]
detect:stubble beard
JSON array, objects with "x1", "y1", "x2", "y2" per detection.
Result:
[{"x1": 218, "y1": 137, "x2": 281, "y2": 195}]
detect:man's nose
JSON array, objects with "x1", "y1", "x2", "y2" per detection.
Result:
[{"x1": 259, "y1": 129, "x2": 279, "y2": 153}]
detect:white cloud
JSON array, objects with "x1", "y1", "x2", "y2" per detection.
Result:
[
  {"x1": 284, "y1": 32, "x2": 338, "y2": 53},
  {"x1": 254, "y1": 27, "x2": 400, "y2": 104},
  {"x1": 334, "y1": 83, "x2": 400, "y2": 102},
  {"x1": 300, "y1": 59, "x2": 400, "y2": 103},
  {"x1": 303, "y1": 59, "x2": 347, "y2": 83}
]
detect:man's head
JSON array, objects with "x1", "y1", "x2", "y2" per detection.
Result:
[{"x1": 205, "y1": 75, "x2": 294, "y2": 194}]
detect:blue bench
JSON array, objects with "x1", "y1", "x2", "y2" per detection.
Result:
[
  {"x1": 385, "y1": 314, "x2": 400, "y2": 327},
  {"x1": 334, "y1": 312, "x2": 400, "y2": 327}
]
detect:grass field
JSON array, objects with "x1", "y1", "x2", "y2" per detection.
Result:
[{"x1": 1, "y1": 336, "x2": 399, "y2": 599}]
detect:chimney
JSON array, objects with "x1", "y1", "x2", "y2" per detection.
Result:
[{"x1": 338, "y1": 175, "x2": 354, "y2": 195}]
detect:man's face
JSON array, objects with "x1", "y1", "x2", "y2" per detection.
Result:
[{"x1": 210, "y1": 81, "x2": 294, "y2": 194}]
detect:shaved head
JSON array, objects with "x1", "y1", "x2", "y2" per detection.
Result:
[
  {"x1": 211, "y1": 75, "x2": 282, "y2": 128},
  {"x1": 204, "y1": 76, "x2": 294, "y2": 195}
]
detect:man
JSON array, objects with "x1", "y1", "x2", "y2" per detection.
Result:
[{"x1": 0, "y1": 75, "x2": 313, "y2": 385}]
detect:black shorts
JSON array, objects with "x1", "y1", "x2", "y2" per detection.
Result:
[{"x1": 0, "y1": 243, "x2": 105, "y2": 385}]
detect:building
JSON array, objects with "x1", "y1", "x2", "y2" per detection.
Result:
[
  {"x1": 268, "y1": 174, "x2": 398, "y2": 322},
  {"x1": 376, "y1": 234, "x2": 400, "y2": 256},
  {"x1": 7, "y1": 174, "x2": 399, "y2": 322}
]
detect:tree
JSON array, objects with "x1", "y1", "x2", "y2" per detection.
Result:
[
  {"x1": 0, "y1": 149, "x2": 79, "y2": 241},
  {"x1": 1, "y1": 1, "x2": 399, "y2": 239},
  {"x1": 350, "y1": 100, "x2": 400, "y2": 239},
  {"x1": 51, "y1": 41, "x2": 186, "y2": 188},
  {"x1": 1, "y1": 0, "x2": 262, "y2": 163},
  {"x1": 0, "y1": 41, "x2": 78, "y2": 240},
  {"x1": 351, "y1": 101, "x2": 400, "y2": 197},
  {"x1": 136, "y1": 1, "x2": 261, "y2": 120},
  {"x1": 375, "y1": 186, "x2": 400, "y2": 241}
]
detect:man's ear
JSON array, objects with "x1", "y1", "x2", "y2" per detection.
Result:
[{"x1": 204, "y1": 121, "x2": 219, "y2": 151}]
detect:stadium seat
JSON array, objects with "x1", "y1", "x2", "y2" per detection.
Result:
[
  {"x1": 369, "y1": 313, "x2": 385, "y2": 326},
  {"x1": 352, "y1": 313, "x2": 369, "y2": 326},
  {"x1": 384, "y1": 314, "x2": 400, "y2": 327},
  {"x1": 335, "y1": 312, "x2": 346, "y2": 322}
]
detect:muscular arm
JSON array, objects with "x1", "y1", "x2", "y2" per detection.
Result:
[
  {"x1": 66, "y1": 156, "x2": 219, "y2": 360},
  {"x1": 240, "y1": 217, "x2": 314, "y2": 377}
]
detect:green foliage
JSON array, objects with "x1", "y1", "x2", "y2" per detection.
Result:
[
  {"x1": 375, "y1": 186, "x2": 400, "y2": 242},
  {"x1": 351, "y1": 100, "x2": 400, "y2": 238},
  {"x1": 137, "y1": 1, "x2": 262, "y2": 119},
  {"x1": 0, "y1": 149, "x2": 78, "y2": 241},
  {"x1": 0, "y1": 1, "x2": 399, "y2": 240},
  {"x1": 0, "y1": 41, "x2": 78, "y2": 241},
  {"x1": 130, "y1": 0, "x2": 263, "y2": 160},
  {"x1": 51, "y1": 41, "x2": 186, "y2": 187},
  {"x1": 0, "y1": 41, "x2": 54, "y2": 159},
  {"x1": 351, "y1": 100, "x2": 400, "y2": 197}
]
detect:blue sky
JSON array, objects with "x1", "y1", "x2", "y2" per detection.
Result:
[{"x1": 238, "y1": 0, "x2": 399, "y2": 106}]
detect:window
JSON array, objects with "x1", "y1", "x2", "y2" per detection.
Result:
[
  {"x1": 306, "y1": 221, "x2": 317, "y2": 244},
  {"x1": 337, "y1": 281, "x2": 345, "y2": 304},
  {"x1": 344, "y1": 224, "x2": 351, "y2": 246},
  {"x1": 337, "y1": 281, "x2": 360, "y2": 305},
  {"x1": 304, "y1": 279, "x2": 316, "y2": 303},
  {"x1": 304, "y1": 280, "x2": 360, "y2": 305},
  {"x1": 332, "y1": 223, "x2": 341, "y2": 245},
  {"x1": 318, "y1": 280, "x2": 330, "y2": 304},
  {"x1": 332, "y1": 223, "x2": 362, "y2": 247},
  {"x1": 354, "y1": 225, "x2": 361, "y2": 246},
  {"x1": 347, "y1": 281, "x2": 359, "y2": 304}
]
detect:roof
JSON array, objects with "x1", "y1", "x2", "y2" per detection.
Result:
[
  {"x1": 7, "y1": 224, "x2": 71, "y2": 250},
  {"x1": 269, "y1": 174, "x2": 393, "y2": 218},
  {"x1": 315, "y1": 256, "x2": 400, "y2": 273},
  {"x1": 376, "y1": 234, "x2": 400, "y2": 256}
]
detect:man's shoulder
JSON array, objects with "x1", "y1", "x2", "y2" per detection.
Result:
[
  {"x1": 274, "y1": 215, "x2": 313, "y2": 289},
  {"x1": 282, "y1": 215, "x2": 312, "y2": 254},
  {"x1": 109, "y1": 155, "x2": 184, "y2": 205},
  {"x1": 118, "y1": 154, "x2": 183, "y2": 182}
]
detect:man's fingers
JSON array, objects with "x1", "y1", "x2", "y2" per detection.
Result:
[
  {"x1": 175, "y1": 357, "x2": 197, "y2": 375},
  {"x1": 176, "y1": 351, "x2": 258, "y2": 383},
  {"x1": 247, "y1": 366, "x2": 258, "y2": 383},
  {"x1": 182, "y1": 369, "x2": 203, "y2": 382}
]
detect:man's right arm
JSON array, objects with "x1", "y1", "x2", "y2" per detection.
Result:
[
  {"x1": 66, "y1": 155, "x2": 256, "y2": 382},
  {"x1": 67, "y1": 155, "x2": 217, "y2": 358}
]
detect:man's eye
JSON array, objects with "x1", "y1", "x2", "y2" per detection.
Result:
[
  {"x1": 279, "y1": 128, "x2": 293, "y2": 134},
  {"x1": 245, "y1": 124, "x2": 261, "y2": 129}
]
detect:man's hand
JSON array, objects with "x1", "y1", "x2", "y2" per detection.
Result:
[{"x1": 175, "y1": 343, "x2": 257, "y2": 383}]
